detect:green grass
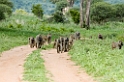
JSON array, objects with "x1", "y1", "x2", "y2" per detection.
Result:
[
  {"x1": 0, "y1": 14, "x2": 74, "y2": 54},
  {"x1": 1, "y1": 13, "x2": 124, "y2": 82},
  {"x1": 23, "y1": 50, "x2": 49, "y2": 82},
  {"x1": 69, "y1": 23, "x2": 124, "y2": 82}
]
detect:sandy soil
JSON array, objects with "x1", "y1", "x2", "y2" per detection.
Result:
[
  {"x1": 0, "y1": 45, "x2": 36, "y2": 82},
  {"x1": 41, "y1": 49, "x2": 96, "y2": 82},
  {"x1": 0, "y1": 45, "x2": 96, "y2": 82}
]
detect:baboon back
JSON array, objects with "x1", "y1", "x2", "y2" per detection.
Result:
[{"x1": 35, "y1": 34, "x2": 43, "y2": 48}]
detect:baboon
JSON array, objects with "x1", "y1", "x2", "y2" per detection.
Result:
[
  {"x1": 35, "y1": 34, "x2": 44, "y2": 48},
  {"x1": 98, "y1": 34, "x2": 103, "y2": 40},
  {"x1": 63, "y1": 37, "x2": 69, "y2": 52},
  {"x1": 75, "y1": 32, "x2": 80, "y2": 40},
  {"x1": 53, "y1": 39, "x2": 57, "y2": 48},
  {"x1": 56, "y1": 38, "x2": 63, "y2": 53},
  {"x1": 68, "y1": 35, "x2": 74, "y2": 50},
  {"x1": 112, "y1": 41, "x2": 123, "y2": 49},
  {"x1": 47, "y1": 34, "x2": 52, "y2": 44},
  {"x1": 42, "y1": 35, "x2": 48, "y2": 45},
  {"x1": 28, "y1": 37, "x2": 35, "y2": 48},
  {"x1": 59, "y1": 36, "x2": 64, "y2": 52}
]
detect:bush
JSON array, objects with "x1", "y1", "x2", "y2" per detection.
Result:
[
  {"x1": 114, "y1": 4, "x2": 124, "y2": 22},
  {"x1": 31, "y1": 4, "x2": 43, "y2": 19},
  {"x1": 52, "y1": 11, "x2": 65, "y2": 23},
  {"x1": 69, "y1": 8, "x2": 80, "y2": 24},
  {"x1": 91, "y1": 2, "x2": 115, "y2": 23}
]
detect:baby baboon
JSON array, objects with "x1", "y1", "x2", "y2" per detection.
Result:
[
  {"x1": 63, "y1": 37, "x2": 69, "y2": 52},
  {"x1": 98, "y1": 34, "x2": 103, "y2": 40},
  {"x1": 56, "y1": 38, "x2": 63, "y2": 53},
  {"x1": 28, "y1": 37, "x2": 35, "y2": 48},
  {"x1": 35, "y1": 34, "x2": 44, "y2": 48},
  {"x1": 47, "y1": 34, "x2": 52, "y2": 44},
  {"x1": 112, "y1": 41, "x2": 123, "y2": 49}
]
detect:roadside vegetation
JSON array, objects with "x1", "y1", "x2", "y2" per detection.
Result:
[
  {"x1": 69, "y1": 22, "x2": 124, "y2": 82},
  {"x1": 23, "y1": 50, "x2": 49, "y2": 82}
]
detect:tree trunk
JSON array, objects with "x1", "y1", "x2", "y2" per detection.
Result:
[
  {"x1": 80, "y1": 0, "x2": 84, "y2": 28},
  {"x1": 85, "y1": 0, "x2": 91, "y2": 29}
]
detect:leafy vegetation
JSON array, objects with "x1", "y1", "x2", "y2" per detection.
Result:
[
  {"x1": 69, "y1": 8, "x2": 80, "y2": 24},
  {"x1": 31, "y1": 4, "x2": 43, "y2": 19},
  {"x1": 23, "y1": 50, "x2": 49, "y2": 82},
  {"x1": 0, "y1": 0, "x2": 13, "y2": 20},
  {"x1": 69, "y1": 22, "x2": 124, "y2": 82}
]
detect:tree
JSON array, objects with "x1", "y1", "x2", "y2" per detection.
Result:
[
  {"x1": 52, "y1": 11, "x2": 65, "y2": 23},
  {"x1": 85, "y1": 0, "x2": 91, "y2": 29},
  {"x1": 91, "y1": 2, "x2": 114, "y2": 23},
  {"x1": 31, "y1": 4, "x2": 43, "y2": 19},
  {"x1": 56, "y1": 1, "x2": 68, "y2": 12},
  {"x1": 0, "y1": 0, "x2": 13, "y2": 20},
  {"x1": 69, "y1": 8, "x2": 80, "y2": 24},
  {"x1": 0, "y1": 0, "x2": 13, "y2": 8},
  {"x1": 80, "y1": 0, "x2": 84, "y2": 28},
  {"x1": 114, "y1": 4, "x2": 124, "y2": 18}
]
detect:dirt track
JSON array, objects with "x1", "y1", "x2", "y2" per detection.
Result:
[
  {"x1": 0, "y1": 45, "x2": 36, "y2": 82},
  {"x1": 41, "y1": 49, "x2": 96, "y2": 82},
  {"x1": 0, "y1": 45, "x2": 96, "y2": 82}
]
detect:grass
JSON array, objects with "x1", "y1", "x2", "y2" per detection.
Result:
[
  {"x1": 23, "y1": 50, "x2": 49, "y2": 82},
  {"x1": 69, "y1": 22, "x2": 124, "y2": 82},
  {"x1": 0, "y1": 14, "x2": 74, "y2": 54},
  {"x1": 1, "y1": 13, "x2": 124, "y2": 82}
]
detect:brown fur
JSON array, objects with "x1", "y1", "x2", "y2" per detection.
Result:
[
  {"x1": 112, "y1": 41, "x2": 123, "y2": 49},
  {"x1": 29, "y1": 37, "x2": 35, "y2": 48}
]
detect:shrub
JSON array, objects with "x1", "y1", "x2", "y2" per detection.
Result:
[{"x1": 69, "y1": 8, "x2": 80, "y2": 24}]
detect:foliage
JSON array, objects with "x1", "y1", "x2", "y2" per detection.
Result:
[
  {"x1": 0, "y1": 0, "x2": 13, "y2": 8},
  {"x1": 104, "y1": 0, "x2": 124, "y2": 4},
  {"x1": 69, "y1": 8, "x2": 80, "y2": 24},
  {"x1": 23, "y1": 50, "x2": 48, "y2": 82},
  {"x1": 0, "y1": 0, "x2": 13, "y2": 20},
  {"x1": 55, "y1": 0, "x2": 68, "y2": 11},
  {"x1": 91, "y1": 2, "x2": 115, "y2": 23},
  {"x1": 52, "y1": 11, "x2": 65, "y2": 23},
  {"x1": 31, "y1": 4, "x2": 43, "y2": 19},
  {"x1": 13, "y1": 9, "x2": 29, "y2": 15},
  {"x1": 114, "y1": 4, "x2": 124, "y2": 19},
  {"x1": 91, "y1": 0, "x2": 103, "y2": 5},
  {"x1": 0, "y1": 10, "x2": 5, "y2": 20}
]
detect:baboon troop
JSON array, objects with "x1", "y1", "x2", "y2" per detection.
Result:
[
  {"x1": 53, "y1": 32, "x2": 80, "y2": 53},
  {"x1": 28, "y1": 32, "x2": 123, "y2": 52},
  {"x1": 28, "y1": 33, "x2": 52, "y2": 49},
  {"x1": 112, "y1": 41, "x2": 123, "y2": 50}
]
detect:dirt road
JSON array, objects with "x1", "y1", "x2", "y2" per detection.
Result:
[
  {"x1": 0, "y1": 45, "x2": 36, "y2": 82},
  {"x1": 0, "y1": 45, "x2": 96, "y2": 82},
  {"x1": 41, "y1": 49, "x2": 96, "y2": 82}
]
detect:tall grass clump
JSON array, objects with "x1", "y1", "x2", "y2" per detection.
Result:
[{"x1": 23, "y1": 50, "x2": 48, "y2": 82}]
